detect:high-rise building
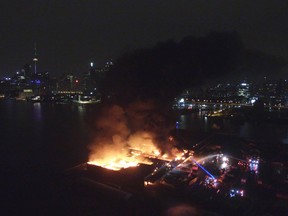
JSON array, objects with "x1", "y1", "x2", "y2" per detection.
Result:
[
  {"x1": 21, "y1": 64, "x2": 32, "y2": 85},
  {"x1": 237, "y1": 82, "x2": 250, "y2": 98},
  {"x1": 83, "y1": 62, "x2": 96, "y2": 91}
]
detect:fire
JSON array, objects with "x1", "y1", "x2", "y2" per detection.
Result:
[
  {"x1": 88, "y1": 106, "x2": 189, "y2": 170},
  {"x1": 88, "y1": 104, "x2": 185, "y2": 171},
  {"x1": 88, "y1": 157, "x2": 140, "y2": 171},
  {"x1": 88, "y1": 147, "x2": 155, "y2": 171},
  {"x1": 88, "y1": 133, "x2": 163, "y2": 171},
  {"x1": 88, "y1": 131, "x2": 190, "y2": 171},
  {"x1": 88, "y1": 126, "x2": 172, "y2": 171},
  {"x1": 88, "y1": 143, "x2": 189, "y2": 171}
]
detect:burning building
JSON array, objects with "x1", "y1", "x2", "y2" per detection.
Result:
[{"x1": 85, "y1": 102, "x2": 187, "y2": 189}]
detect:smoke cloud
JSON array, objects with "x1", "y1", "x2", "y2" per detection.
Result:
[{"x1": 89, "y1": 100, "x2": 178, "y2": 162}]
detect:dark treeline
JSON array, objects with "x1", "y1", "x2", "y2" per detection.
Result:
[{"x1": 102, "y1": 31, "x2": 286, "y2": 106}]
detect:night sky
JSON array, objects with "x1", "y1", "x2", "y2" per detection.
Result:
[{"x1": 0, "y1": 0, "x2": 287, "y2": 77}]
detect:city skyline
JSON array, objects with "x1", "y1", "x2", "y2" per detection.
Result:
[{"x1": 1, "y1": 1, "x2": 288, "y2": 77}]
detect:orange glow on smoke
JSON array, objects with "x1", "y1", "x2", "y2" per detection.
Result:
[{"x1": 88, "y1": 104, "x2": 186, "y2": 171}]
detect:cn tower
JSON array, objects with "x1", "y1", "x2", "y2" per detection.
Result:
[{"x1": 33, "y1": 42, "x2": 38, "y2": 74}]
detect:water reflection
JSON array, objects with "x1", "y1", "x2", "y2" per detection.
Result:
[
  {"x1": 33, "y1": 102, "x2": 42, "y2": 121},
  {"x1": 176, "y1": 111, "x2": 210, "y2": 132},
  {"x1": 204, "y1": 116, "x2": 209, "y2": 132},
  {"x1": 76, "y1": 104, "x2": 86, "y2": 118}
]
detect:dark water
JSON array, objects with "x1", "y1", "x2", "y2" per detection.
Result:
[
  {"x1": 176, "y1": 110, "x2": 288, "y2": 144},
  {"x1": 1, "y1": 100, "x2": 98, "y2": 170},
  {"x1": 1, "y1": 100, "x2": 101, "y2": 214}
]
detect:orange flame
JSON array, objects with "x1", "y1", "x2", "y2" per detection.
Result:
[
  {"x1": 88, "y1": 131, "x2": 163, "y2": 171},
  {"x1": 88, "y1": 132, "x2": 186, "y2": 171},
  {"x1": 88, "y1": 148, "x2": 155, "y2": 171}
]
